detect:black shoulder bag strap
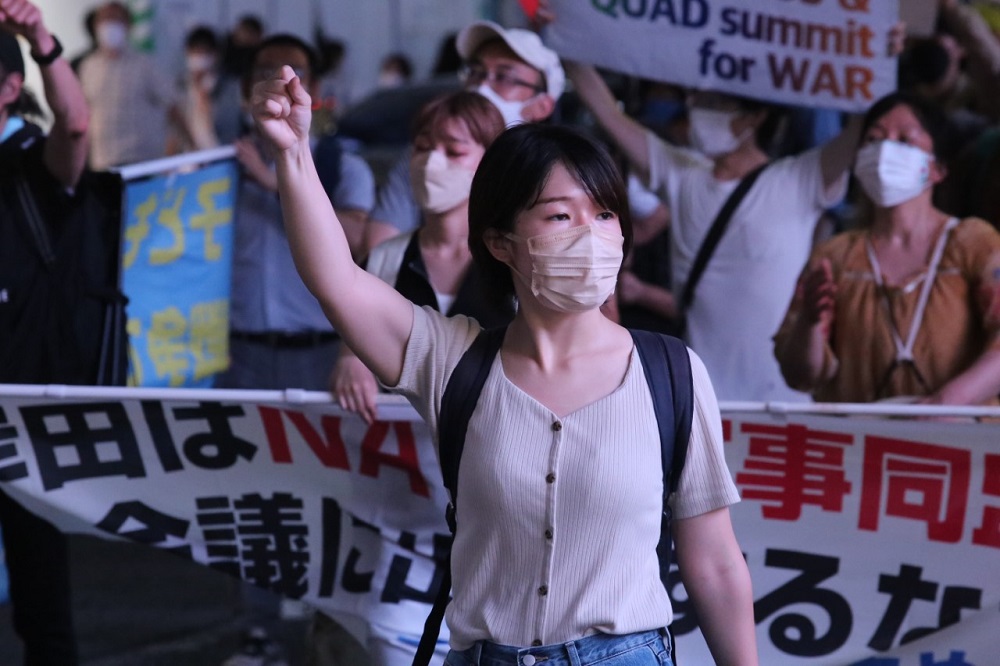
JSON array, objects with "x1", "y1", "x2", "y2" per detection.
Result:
[
  {"x1": 679, "y1": 163, "x2": 769, "y2": 327},
  {"x1": 630, "y1": 329, "x2": 693, "y2": 583},
  {"x1": 414, "y1": 325, "x2": 507, "y2": 666}
]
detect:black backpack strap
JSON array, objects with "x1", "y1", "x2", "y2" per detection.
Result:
[
  {"x1": 679, "y1": 163, "x2": 768, "y2": 316},
  {"x1": 414, "y1": 325, "x2": 507, "y2": 666},
  {"x1": 630, "y1": 329, "x2": 693, "y2": 583},
  {"x1": 438, "y1": 326, "x2": 508, "y2": 505}
]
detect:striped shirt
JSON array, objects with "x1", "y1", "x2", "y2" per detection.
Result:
[
  {"x1": 390, "y1": 305, "x2": 740, "y2": 650},
  {"x1": 78, "y1": 49, "x2": 175, "y2": 170}
]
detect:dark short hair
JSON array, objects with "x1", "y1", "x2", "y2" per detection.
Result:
[
  {"x1": 382, "y1": 52, "x2": 413, "y2": 79},
  {"x1": 236, "y1": 15, "x2": 264, "y2": 38},
  {"x1": 252, "y1": 34, "x2": 318, "y2": 76},
  {"x1": 0, "y1": 29, "x2": 24, "y2": 77},
  {"x1": 860, "y1": 91, "x2": 953, "y2": 161},
  {"x1": 411, "y1": 90, "x2": 504, "y2": 151},
  {"x1": 901, "y1": 37, "x2": 951, "y2": 88},
  {"x1": 468, "y1": 124, "x2": 633, "y2": 308},
  {"x1": 185, "y1": 26, "x2": 218, "y2": 51},
  {"x1": 0, "y1": 30, "x2": 43, "y2": 120}
]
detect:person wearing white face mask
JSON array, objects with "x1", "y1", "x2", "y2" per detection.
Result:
[
  {"x1": 774, "y1": 92, "x2": 1000, "y2": 406},
  {"x1": 361, "y1": 20, "x2": 565, "y2": 254},
  {"x1": 332, "y1": 90, "x2": 510, "y2": 424},
  {"x1": 167, "y1": 25, "x2": 222, "y2": 154},
  {"x1": 564, "y1": 58, "x2": 862, "y2": 403},
  {"x1": 77, "y1": 1, "x2": 182, "y2": 169},
  {"x1": 250, "y1": 62, "x2": 757, "y2": 663},
  {"x1": 328, "y1": 90, "x2": 510, "y2": 666}
]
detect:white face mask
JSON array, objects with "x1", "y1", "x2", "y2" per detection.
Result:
[
  {"x1": 410, "y1": 148, "x2": 475, "y2": 214},
  {"x1": 688, "y1": 107, "x2": 749, "y2": 157},
  {"x1": 507, "y1": 224, "x2": 624, "y2": 313},
  {"x1": 475, "y1": 83, "x2": 530, "y2": 128},
  {"x1": 854, "y1": 140, "x2": 934, "y2": 208},
  {"x1": 186, "y1": 53, "x2": 215, "y2": 74},
  {"x1": 96, "y1": 21, "x2": 129, "y2": 52},
  {"x1": 377, "y1": 71, "x2": 405, "y2": 89}
]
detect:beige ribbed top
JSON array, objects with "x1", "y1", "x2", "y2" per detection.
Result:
[{"x1": 390, "y1": 305, "x2": 740, "y2": 650}]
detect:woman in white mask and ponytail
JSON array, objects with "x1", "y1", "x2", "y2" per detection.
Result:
[
  {"x1": 332, "y1": 91, "x2": 511, "y2": 427},
  {"x1": 774, "y1": 92, "x2": 1000, "y2": 405},
  {"x1": 252, "y1": 65, "x2": 756, "y2": 665}
]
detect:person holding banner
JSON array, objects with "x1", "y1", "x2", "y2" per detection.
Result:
[
  {"x1": 218, "y1": 34, "x2": 375, "y2": 393},
  {"x1": 251, "y1": 62, "x2": 756, "y2": 665},
  {"x1": 331, "y1": 89, "x2": 514, "y2": 666},
  {"x1": 774, "y1": 91, "x2": 1000, "y2": 405},
  {"x1": 0, "y1": 0, "x2": 89, "y2": 662},
  {"x1": 563, "y1": 57, "x2": 860, "y2": 403},
  {"x1": 332, "y1": 90, "x2": 512, "y2": 428}
]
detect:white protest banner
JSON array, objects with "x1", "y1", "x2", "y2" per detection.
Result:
[
  {"x1": 545, "y1": 0, "x2": 899, "y2": 111},
  {"x1": 0, "y1": 387, "x2": 997, "y2": 664},
  {"x1": 0, "y1": 388, "x2": 451, "y2": 653},
  {"x1": 680, "y1": 409, "x2": 1000, "y2": 665}
]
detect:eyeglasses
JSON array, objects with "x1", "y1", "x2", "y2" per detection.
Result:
[{"x1": 459, "y1": 63, "x2": 544, "y2": 94}]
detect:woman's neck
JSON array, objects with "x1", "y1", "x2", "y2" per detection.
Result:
[
  {"x1": 712, "y1": 140, "x2": 769, "y2": 181},
  {"x1": 420, "y1": 205, "x2": 469, "y2": 247},
  {"x1": 870, "y1": 194, "x2": 945, "y2": 248},
  {"x1": 506, "y1": 306, "x2": 618, "y2": 370}
]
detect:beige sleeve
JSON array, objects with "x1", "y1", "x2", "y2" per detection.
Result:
[
  {"x1": 670, "y1": 349, "x2": 742, "y2": 520},
  {"x1": 382, "y1": 304, "x2": 481, "y2": 442}
]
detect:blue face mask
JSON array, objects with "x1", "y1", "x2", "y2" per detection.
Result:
[
  {"x1": 638, "y1": 99, "x2": 684, "y2": 130},
  {"x1": 0, "y1": 115, "x2": 24, "y2": 144}
]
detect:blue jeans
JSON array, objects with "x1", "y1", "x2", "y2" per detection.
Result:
[{"x1": 444, "y1": 628, "x2": 674, "y2": 666}]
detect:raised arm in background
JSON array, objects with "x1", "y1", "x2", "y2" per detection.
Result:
[
  {"x1": 563, "y1": 59, "x2": 652, "y2": 177},
  {"x1": 251, "y1": 66, "x2": 414, "y2": 384},
  {"x1": 0, "y1": 0, "x2": 89, "y2": 188}
]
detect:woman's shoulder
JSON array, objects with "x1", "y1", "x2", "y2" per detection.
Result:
[
  {"x1": 370, "y1": 230, "x2": 417, "y2": 258},
  {"x1": 952, "y1": 216, "x2": 1000, "y2": 243},
  {"x1": 366, "y1": 231, "x2": 417, "y2": 282},
  {"x1": 813, "y1": 227, "x2": 868, "y2": 262},
  {"x1": 948, "y1": 216, "x2": 1000, "y2": 270}
]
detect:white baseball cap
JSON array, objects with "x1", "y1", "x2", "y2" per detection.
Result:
[{"x1": 456, "y1": 21, "x2": 565, "y2": 100}]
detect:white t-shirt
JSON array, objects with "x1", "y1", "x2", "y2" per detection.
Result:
[{"x1": 645, "y1": 131, "x2": 846, "y2": 401}]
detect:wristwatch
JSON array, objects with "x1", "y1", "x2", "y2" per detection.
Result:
[{"x1": 31, "y1": 35, "x2": 63, "y2": 67}]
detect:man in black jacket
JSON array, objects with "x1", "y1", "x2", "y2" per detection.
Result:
[{"x1": 0, "y1": 0, "x2": 90, "y2": 662}]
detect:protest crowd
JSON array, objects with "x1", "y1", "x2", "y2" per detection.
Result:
[{"x1": 2, "y1": 0, "x2": 1000, "y2": 664}]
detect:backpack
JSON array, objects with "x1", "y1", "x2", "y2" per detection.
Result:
[
  {"x1": 414, "y1": 326, "x2": 693, "y2": 664},
  {"x1": 0, "y1": 124, "x2": 127, "y2": 385}
]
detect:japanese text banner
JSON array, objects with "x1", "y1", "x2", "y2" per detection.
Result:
[
  {"x1": 121, "y1": 158, "x2": 238, "y2": 388},
  {"x1": 0, "y1": 392, "x2": 997, "y2": 664},
  {"x1": 544, "y1": 0, "x2": 899, "y2": 111}
]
